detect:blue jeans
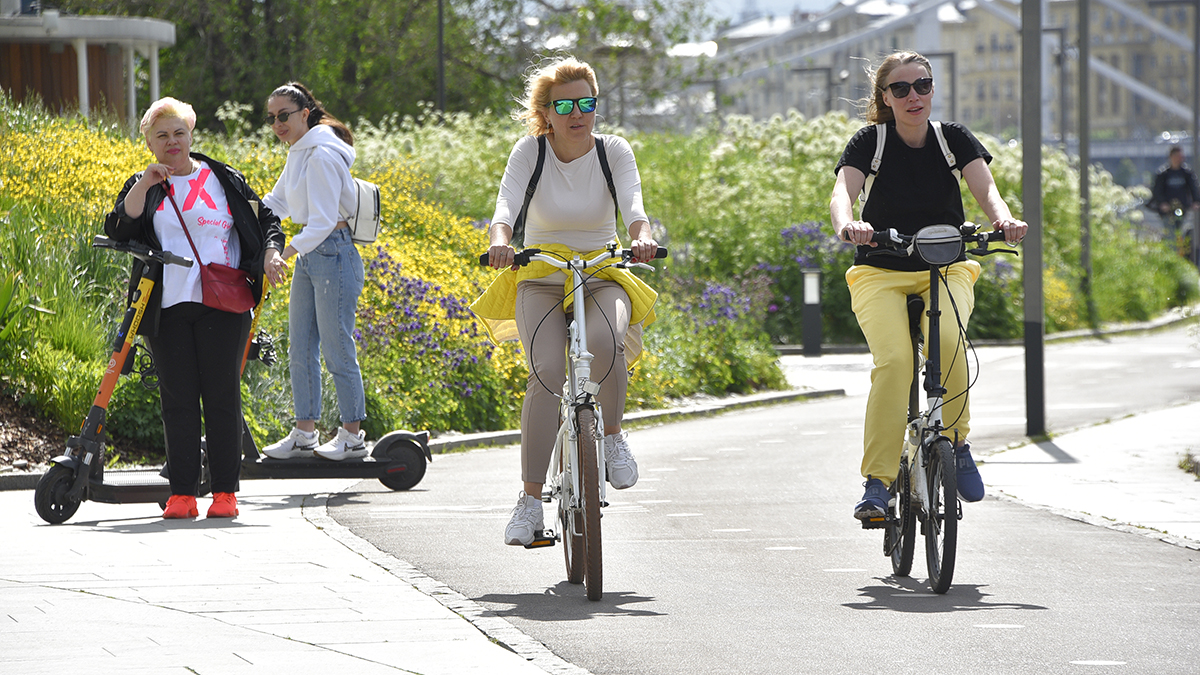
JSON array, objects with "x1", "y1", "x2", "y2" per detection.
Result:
[{"x1": 288, "y1": 228, "x2": 366, "y2": 424}]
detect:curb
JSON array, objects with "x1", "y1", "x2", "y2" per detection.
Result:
[{"x1": 0, "y1": 387, "x2": 844, "y2": 492}]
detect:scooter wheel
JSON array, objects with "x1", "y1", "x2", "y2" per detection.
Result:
[
  {"x1": 377, "y1": 440, "x2": 427, "y2": 491},
  {"x1": 34, "y1": 465, "x2": 82, "y2": 525}
]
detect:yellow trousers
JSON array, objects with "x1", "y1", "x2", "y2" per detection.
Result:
[{"x1": 846, "y1": 261, "x2": 981, "y2": 486}]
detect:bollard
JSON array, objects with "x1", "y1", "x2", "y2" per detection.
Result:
[{"x1": 801, "y1": 268, "x2": 822, "y2": 357}]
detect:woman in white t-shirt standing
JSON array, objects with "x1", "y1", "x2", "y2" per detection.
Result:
[
  {"x1": 473, "y1": 57, "x2": 661, "y2": 547},
  {"x1": 105, "y1": 97, "x2": 286, "y2": 519},
  {"x1": 259, "y1": 82, "x2": 369, "y2": 463}
]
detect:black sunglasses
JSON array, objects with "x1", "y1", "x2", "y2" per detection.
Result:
[
  {"x1": 264, "y1": 108, "x2": 304, "y2": 125},
  {"x1": 883, "y1": 77, "x2": 934, "y2": 98},
  {"x1": 548, "y1": 97, "x2": 598, "y2": 115}
]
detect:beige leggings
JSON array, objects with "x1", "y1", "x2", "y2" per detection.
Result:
[{"x1": 515, "y1": 278, "x2": 631, "y2": 483}]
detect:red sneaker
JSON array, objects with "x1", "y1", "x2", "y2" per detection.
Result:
[
  {"x1": 162, "y1": 495, "x2": 199, "y2": 519},
  {"x1": 207, "y1": 492, "x2": 239, "y2": 518}
]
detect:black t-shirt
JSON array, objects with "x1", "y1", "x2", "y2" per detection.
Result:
[{"x1": 834, "y1": 121, "x2": 992, "y2": 271}]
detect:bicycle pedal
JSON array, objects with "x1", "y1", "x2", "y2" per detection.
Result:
[
  {"x1": 524, "y1": 529, "x2": 557, "y2": 549},
  {"x1": 859, "y1": 515, "x2": 893, "y2": 530}
]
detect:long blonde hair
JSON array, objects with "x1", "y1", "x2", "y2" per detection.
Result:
[
  {"x1": 862, "y1": 51, "x2": 933, "y2": 124},
  {"x1": 514, "y1": 56, "x2": 599, "y2": 136}
]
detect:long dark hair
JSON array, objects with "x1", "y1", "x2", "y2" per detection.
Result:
[{"x1": 268, "y1": 82, "x2": 354, "y2": 146}]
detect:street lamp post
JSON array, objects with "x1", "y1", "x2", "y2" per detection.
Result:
[{"x1": 1043, "y1": 26, "x2": 1070, "y2": 148}]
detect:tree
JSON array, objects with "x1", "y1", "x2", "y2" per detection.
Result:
[{"x1": 54, "y1": 0, "x2": 714, "y2": 130}]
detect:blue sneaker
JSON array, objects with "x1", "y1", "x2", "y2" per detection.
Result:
[
  {"x1": 955, "y1": 444, "x2": 985, "y2": 502},
  {"x1": 853, "y1": 477, "x2": 890, "y2": 521}
]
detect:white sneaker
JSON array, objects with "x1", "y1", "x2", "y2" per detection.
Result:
[
  {"x1": 603, "y1": 430, "x2": 639, "y2": 489},
  {"x1": 263, "y1": 427, "x2": 318, "y2": 459},
  {"x1": 314, "y1": 427, "x2": 368, "y2": 461},
  {"x1": 504, "y1": 491, "x2": 544, "y2": 546}
]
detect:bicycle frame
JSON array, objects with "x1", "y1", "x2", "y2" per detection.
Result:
[{"x1": 552, "y1": 250, "x2": 609, "y2": 527}]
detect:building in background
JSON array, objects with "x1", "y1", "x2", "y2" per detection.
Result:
[
  {"x1": 704, "y1": 0, "x2": 1200, "y2": 185},
  {"x1": 0, "y1": 1, "x2": 174, "y2": 128}
]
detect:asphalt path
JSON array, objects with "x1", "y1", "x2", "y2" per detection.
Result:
[{"x1": 329, "y1": 326, "x2": 1200, "y2": 674}]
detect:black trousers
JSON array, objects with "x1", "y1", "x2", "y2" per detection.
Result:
[{"x1": 148, "y1": 302, "x2": 250, "y2": 495}]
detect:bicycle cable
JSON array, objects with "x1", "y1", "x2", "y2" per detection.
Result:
[{"x1": 525, "y1": 254, "x2": 621, "y2": 403}]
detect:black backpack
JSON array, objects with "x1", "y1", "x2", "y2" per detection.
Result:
[{"x1": 511, "y1": 134, "x2": 618, "y2": 247}]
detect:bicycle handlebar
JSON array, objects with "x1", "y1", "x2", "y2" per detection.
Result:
[
  {"x1": 93, "y1": 236, "x2": 194, "y2": 268},
  {"x1": 842, "y1": 224, "x2": 1017, "y2": 259},
  {"x1": 478, "y1": 246, "x2": 668, "y2": 269}
]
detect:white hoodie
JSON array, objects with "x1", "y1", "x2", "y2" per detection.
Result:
[{"x1": 263, "y1": 124, "x2": 357, "y2": 256}]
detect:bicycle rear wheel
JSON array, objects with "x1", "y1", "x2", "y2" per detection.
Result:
[
  {"x1": 886, "y1": 461, "x2": 915, "y2": 576},
  {"x1": 924, "y1": 438, "x2": 958, "y2": 594},
  {"x1": 577, "y1": 407, "x2": 603, "y2": 601}
]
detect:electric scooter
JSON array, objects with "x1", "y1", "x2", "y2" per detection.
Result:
[{"x1": 34, "y1": 236, "x2": 431, "y2": 525}]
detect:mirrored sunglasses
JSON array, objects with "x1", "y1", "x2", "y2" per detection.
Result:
[
  {"x1": 549, "y1": 97, "x2": 598, "y2": 115},
  {"x1": 883, "y1": 77, "x2": 933, "y2": 98}
]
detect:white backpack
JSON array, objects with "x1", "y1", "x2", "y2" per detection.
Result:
[
  {"x1": 345, "y1": 177, "x2": 381, "y2": 245},
  {"x1": 860, "y1": 120, "x2": 959, "y2": 216}
]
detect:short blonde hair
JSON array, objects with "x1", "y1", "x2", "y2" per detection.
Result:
[
  {"x1": 139, "y1": 97, "x2": 196, "y2": 137},
  {"x1": 515, "y1": 56, "x2": 598, "y2": 136}
]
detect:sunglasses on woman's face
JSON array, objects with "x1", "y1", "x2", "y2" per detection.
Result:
[
  {"x1": 264, "y1": 108, "x2": 303, "y2": 125},
  {"x1": 883, "y1": 77, "x2": 934, "y2": 98},
  {"x1": 549, "y1": 97, "x2": 598, "y2": 115}
]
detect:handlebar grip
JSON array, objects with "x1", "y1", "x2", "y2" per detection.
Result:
[
  {"x1": 164, "y1": 251, "x2": 194, "y2": 268},
  {"x1": 652, "y1": 247, "x2": 668, "y2": 259},
  {"x1": 92, "y1": 235, "x2": 116, "y2": 249},
  {"x1": 478, "y1": 252, "x2": 490, "y2": 266}
]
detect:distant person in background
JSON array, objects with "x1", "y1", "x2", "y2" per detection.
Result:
[{"x1": 1149, "y1": 145, "x2": 1200, "y2": 237}]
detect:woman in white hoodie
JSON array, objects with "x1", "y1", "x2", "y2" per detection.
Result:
[{"x1": 260, "y1": 82, "x2": 369, "y2": 462}]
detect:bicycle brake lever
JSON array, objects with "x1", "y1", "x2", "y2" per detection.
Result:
[{"x1": 966, "y1": 246, "x2": 1018, "y2": 257}]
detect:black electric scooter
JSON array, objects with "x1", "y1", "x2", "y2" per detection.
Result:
[{"x1": 34, "y1": 237, "x2": 431, "y2": 525}]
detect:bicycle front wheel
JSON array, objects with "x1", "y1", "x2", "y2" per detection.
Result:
[
  {"x1": 577, "y1": 407, "x2": 603, "y2": 601},
  {"x1": 557, "y1": 410, "x2": 585, "y2": 584},
  {"x1": 924, "y1": 438, "x2": 958, "y2": 594},
  {"x1": 887, "y1": 461, "x2": 915, "y2": 577}
]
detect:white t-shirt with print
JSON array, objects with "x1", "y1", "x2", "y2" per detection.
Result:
[{"x1": 152, "y1": 162, "x2": 241, "y2": 309}]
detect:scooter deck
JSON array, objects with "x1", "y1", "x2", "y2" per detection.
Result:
[{"x1": 240, "y1": 455, "x2": 416, "y2": 480}]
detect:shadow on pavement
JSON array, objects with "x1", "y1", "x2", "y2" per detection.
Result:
[
  {"x1": 473, "y1": 581, "x2": 665, "y2": 621},
  {"x1": 844, "y1": 577, "x2": 1049, "y2": 613}
]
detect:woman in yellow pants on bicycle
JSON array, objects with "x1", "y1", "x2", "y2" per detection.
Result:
[{"x1": 829, "y1": 51, "x2": 1027, "y2": 521}]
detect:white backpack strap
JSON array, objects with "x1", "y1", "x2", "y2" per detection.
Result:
[
  {"x1": 860, "y1": 123, "x2": 887, "y2": 215},
  {"x1": 931, "y1": 120, "x2": 960, "y2": 181}
]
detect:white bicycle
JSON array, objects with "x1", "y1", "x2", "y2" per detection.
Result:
[{"x1": 481, "y1": 243, "x2": 666, "y2": 600}]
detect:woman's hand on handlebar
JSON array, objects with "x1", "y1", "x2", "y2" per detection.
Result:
[
  {"x1": 487, "y1": 243, "x2": 517, "y2": 270},
  {"x1": 992, "y1": 217, "x2": 1027, "y2": 245},
  {"x1": 838, "y1": 221, "x2": 878, "y2": 247},
  {"x1": 630, "y1": 237, "x2": 659, "y2": 263}
]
